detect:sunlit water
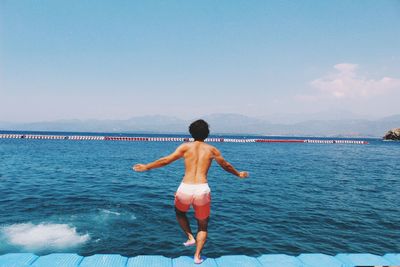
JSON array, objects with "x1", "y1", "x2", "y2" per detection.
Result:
[{"x1": 0, "y1": 132, "x2": 399, "y2": 257}]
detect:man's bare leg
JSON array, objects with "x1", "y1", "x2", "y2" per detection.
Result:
[
  {"x1": 175, "y1": 208, "x2": 195, "y2": 243},
  {"x1": 194, "y1": 217, "x2": 209, "y2": 262}
]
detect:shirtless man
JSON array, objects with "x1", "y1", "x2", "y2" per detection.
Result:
[{"x1": 133, "y1": 119, "x2": 248, "y2": 264}]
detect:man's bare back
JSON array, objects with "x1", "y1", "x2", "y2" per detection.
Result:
[{"x1": 134, "y1": 140, "x2": 248, "y2": 182}]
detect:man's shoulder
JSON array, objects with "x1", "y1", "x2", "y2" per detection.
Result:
[
  {"x1": 203, "y1": 142, "x2": 219, "y2": 152},
  {"x1": 178, "y1": 142, "x2": 190, "y2": 149}
]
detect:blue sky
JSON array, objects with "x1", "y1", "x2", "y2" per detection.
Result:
[{"x1": 1, "y1": 0, "x2": 399, "y2": 122}]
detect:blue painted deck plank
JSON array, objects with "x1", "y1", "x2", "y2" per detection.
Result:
[
  {"x1": 172, "y1": 256, "x2": 218, "y2": 267},
  {"x1": 79, "y1": 254, "x2": 128, "y2": 267},
  {"x1": 0, "y1": 253, "x2": 38, "y2": 267},
  {"x1": 257, "y1": 254, "x2": 304, "y2": 267},
  {"x1": 383, "y1": 253, "x2": 400, "y2": 265},
  {"x1": 297, "y1": 253, "x2": 344, "y2": 267},
  {"x1": 31, "y1": 253, "x2": 83, "y2": 267},
  {"x1": 335, "y1": 253, "x2": 391, "y2": 266},
  {"x1": 215, "y1": 255, "x2": 262, "y2": 267},
  {"x1": 127, "y1": 255, "x2": 172, "y2": 267}
]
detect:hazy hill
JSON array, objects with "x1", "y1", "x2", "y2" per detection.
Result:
[{"x1": 1, "y1": 113, "x2": 399, "y2": 137}]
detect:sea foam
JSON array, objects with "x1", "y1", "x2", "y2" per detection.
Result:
[{"x1": 1, "y1": 223, "x2": 89, "y2": 251}]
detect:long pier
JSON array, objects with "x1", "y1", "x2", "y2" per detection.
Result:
[
  {"x1": 0, "y1": 253, "x2": 399, "y2": 266},
  {"x1": 0, "y1": 133, "x2": 368, "y2": 144}
]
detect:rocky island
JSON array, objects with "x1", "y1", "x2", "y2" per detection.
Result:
[{"x1": 383, "y1": 128, "x2": 400, "y2": 140}]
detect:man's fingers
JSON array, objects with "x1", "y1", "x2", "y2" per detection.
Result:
[
  {"x1": 240, "y1": 171, "x2": 249, "y2": 178},
  {"x1": 133, "y1": 164, "x2": 142, "y2": 171},
  {"x1": 133, "y1": 164, "x2": 147, "y2": 172}
]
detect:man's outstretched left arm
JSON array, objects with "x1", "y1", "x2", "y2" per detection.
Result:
[{"x1": 133, "y1": 145, "x2": 186, "y2": 172}]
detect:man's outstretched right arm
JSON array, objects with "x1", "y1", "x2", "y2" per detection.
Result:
[
  {"x1": 133, "y1": 144, "x2": 186, "y2": 172},
  {"x1": 213, "y1": 148, "x2": 248, "y2": 178}
]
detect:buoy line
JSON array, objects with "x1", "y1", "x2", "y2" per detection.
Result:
[{"x1": 0, "y1": 133, "x2": 369, "y2": 144}]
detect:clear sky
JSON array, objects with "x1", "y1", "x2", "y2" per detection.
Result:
[{"x1": 1, "y1": 0, "x2": 399, "y2": 122}]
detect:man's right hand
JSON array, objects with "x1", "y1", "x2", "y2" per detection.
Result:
[
  {"x1": 133, "y1": 164, "x2": 148, "y2": 172},
  {"x1": 239, "y1": 171, "x2": 249, "y2": 178}
]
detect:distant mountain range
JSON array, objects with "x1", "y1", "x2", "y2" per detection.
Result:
[{"x1": 1, "y1": 113, "x2": 399, "y2": 137}]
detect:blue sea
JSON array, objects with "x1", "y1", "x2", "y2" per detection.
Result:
[{"x1": 0, "y1": 131, "x2": 399, "y2": 257}]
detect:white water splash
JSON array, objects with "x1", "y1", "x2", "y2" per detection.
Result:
[
  {"x1": 99, "y1": 209, "x2": 121, "y2": 216},
  {"x1": 1, "y1": 223, "x2": 89, "y2": 250},
  {"x1": 97, "y1": 209, "x2": 136, "y2": 221}
]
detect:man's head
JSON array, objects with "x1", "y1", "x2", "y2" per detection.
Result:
[{"x1": 189, "y1": 119, "x2": 209, "y2": 141}]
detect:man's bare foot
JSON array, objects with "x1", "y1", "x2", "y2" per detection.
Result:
[
  {"x1": 194, "y1": 255, "x2": 204, "y2": 264},
  {"x1": 183, "y1": 237, "x2": 196, "y2": 247}
]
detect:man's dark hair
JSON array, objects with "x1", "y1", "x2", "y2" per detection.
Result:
[{"x1": 189, "y1": 119, "x2": 209, "y2": 141}]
